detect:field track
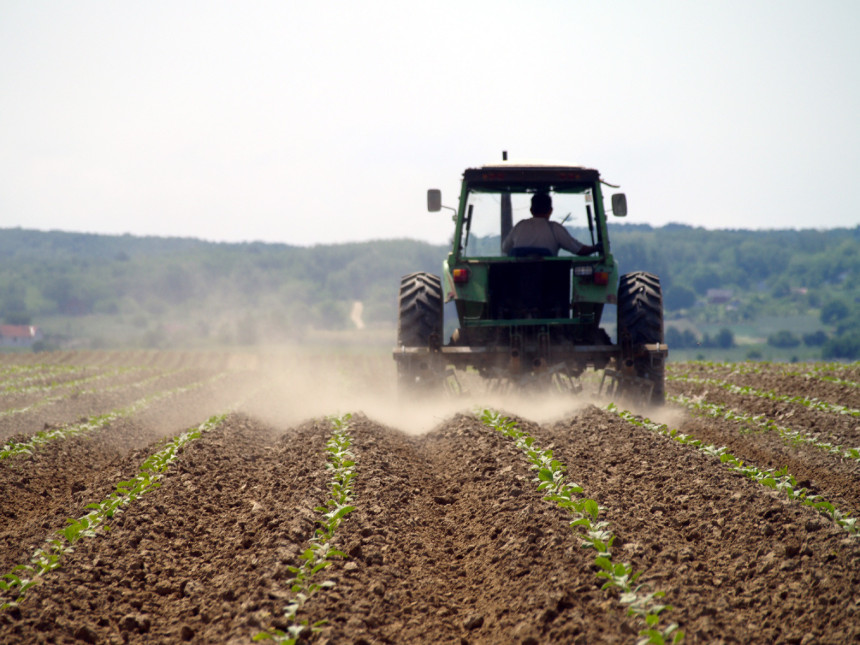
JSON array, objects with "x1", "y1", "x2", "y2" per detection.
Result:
[{"x1": 0, "y1": 352, "x2": 858, "y2": 644}]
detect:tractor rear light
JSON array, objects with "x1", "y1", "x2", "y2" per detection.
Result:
[
  {"x1": 573, "y1": 265, "x2": 594, "y2": 277},
  {"x1": 594, "y1": 271, "x2": 610, "y2": 285},
  {"x1": 453, "y1": 268, "x2": 470, "y2": 283}
]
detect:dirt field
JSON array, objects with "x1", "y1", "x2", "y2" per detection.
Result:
[{"x1": 0, "y1": 351, "x2": 858, "y2": 644}]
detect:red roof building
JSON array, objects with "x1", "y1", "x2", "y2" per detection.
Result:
[{"x1": 0, "y1": 325, "x2": 43, "y2": 346}]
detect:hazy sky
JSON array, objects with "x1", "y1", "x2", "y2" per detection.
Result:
[{"x1": 2, "y1": 1, "x2": 858, "y2": 246}]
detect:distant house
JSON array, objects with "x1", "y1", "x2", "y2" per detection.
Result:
[
  {"x1": 0, "y1": 325, "x2": 43, "y2": 347},
  {"x1": 706, "y1": 289, "x2": 734, "y2": 304}
]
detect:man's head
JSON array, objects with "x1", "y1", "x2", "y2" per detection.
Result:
[{"x1": 530, "y1": 192, "x2": 553, "y2": 217}]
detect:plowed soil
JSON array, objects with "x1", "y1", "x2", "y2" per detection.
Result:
[{"x1": 1, "y1": 353, "x2": 858, "y2": 645}]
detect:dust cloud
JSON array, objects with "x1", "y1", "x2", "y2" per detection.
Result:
[
  {"x1": 17, "y1": 347, "x2": 675, "y2": 439},
  {"x1": 230, "y1": 350, "x2": 607, "y2": 435},
  {"x1": 645, "y1": 403, "x2": 689, "y2": 429}
]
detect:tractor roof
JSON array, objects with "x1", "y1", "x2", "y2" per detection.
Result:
[{"x1": 463, "y1": 161, "x2": 600, "y2": 189}]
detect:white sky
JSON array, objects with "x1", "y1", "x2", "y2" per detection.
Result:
[{"x1": 1, "y1": 1, "x2": 858, "y2": 246}]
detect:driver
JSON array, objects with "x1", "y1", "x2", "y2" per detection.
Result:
[{"x1": 501, "y1": 192, "x2": 598, "y2": 256}]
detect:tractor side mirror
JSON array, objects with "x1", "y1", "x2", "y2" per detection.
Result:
[
  {"x1": 611, "y1": 193, "x2": 627, "y2": 217},
  {"x1": 427, "y1": 189, "x2": 442, "y2": 212}
]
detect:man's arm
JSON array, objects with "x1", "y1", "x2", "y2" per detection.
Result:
[{"x1": 552, "y1": 223, "x2": 596, "y2": 255}]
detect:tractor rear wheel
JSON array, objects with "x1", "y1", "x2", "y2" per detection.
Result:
[
  {"x1": 617, "y1": 271, "x2": 665, "y2": 404},
  {"x1": 396, "y1": 272, "x2": 444, "y2": 394}
]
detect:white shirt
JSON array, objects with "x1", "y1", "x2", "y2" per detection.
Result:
[{"x1": 501, "y1": 217, "x2": 586, "y2": 255}]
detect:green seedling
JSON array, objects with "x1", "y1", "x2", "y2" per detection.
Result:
[
  {"x1": 0, "y1": 366, "x2": 136, "y2": 396},
  {"x1": 672, "y1": 360, "x2": 860, "y2": 390},
  {"x1": 0, "y1": 364, "x2": 89, "y2": 390},
  {"x1": 256, "y1": 413, "x2": 356, "y2": 645},
  {"x1": 609, "y1": 404, "x2": 858, "y2": 537},
  {"x1": 0, "y1": 414, "x2": 227, "y2": 609},
  {"x1": 0, "y1": 372, "x2": 227, "y2": 462},
  {"x1": 480, "y1": 409, "x2": 683, "y2": 644},
  {"x1": 668, "y1": 374, "x2": 860, "y2": 418},
  {"x1": 670, "y1": 393, "x2": 860, "y2": 461}
]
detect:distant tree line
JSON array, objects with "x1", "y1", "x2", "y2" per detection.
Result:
[
  {"x1": 608, "y1": 223, "x2": 860, "y2": 359},
  {"x1": 0, "y1": 224, "x2": 858, "y2": 355}
]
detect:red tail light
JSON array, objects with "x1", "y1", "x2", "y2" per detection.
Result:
[
  {"x1": 594, "y1": 271, "x2": 609, "y2": 286},
  {"x1": 453, "y1": 268, "x2": 470, "y2": 283}
]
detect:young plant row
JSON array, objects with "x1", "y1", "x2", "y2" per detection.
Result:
[
  {"x1": 0, "y1": 373, "x2": 226, "y2": 462},
  {"x1": 775, "y1": 363, "x2": 860, "y2": 389},
  {"x1": 0, "y1": 368, "x2": 181, "y2": 420},
  {"x1": 256, "y1": 413, "x2": 357, "y2": 645},
  {"x1": 0, "y1": 414, "x2": 227, "y2": 610},
  {"x1": 669, "y1": 393, "x2": 860, "y2": 461},
  {"x1": 607, "y1": 405, "x2": 858, "y2": 536},
  {"x1": 0, "y1": 362, "x2": 93, "y2": 377},
  {"x1": 667, "y1": 374, "x2": 860, "y2": 418},
  {"x1": 0, "y1": 364, "x2": 55, "y2": 378},
  {"x1": 0, "y1": 364, "x2": 92, "y2": 389},
  {"x1": 803, "y1": 361, "x2": 860, "y2": 383},
  {"x1": 667, "y1": 361, "x2": 860, "y2": 390},
  {"x1": 479, "y1": 409, "x2": 683, "y2": 645},
  {"x1": 805, "y1": 370, "x2": 860, "y2": 390},
  {"x1": 0, "y1": 366, "x2": 140, "y2": 396}
]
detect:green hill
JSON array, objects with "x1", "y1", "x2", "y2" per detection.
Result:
[{"x1": 1, "y1": 225, "x2": 858, "y2": 359}]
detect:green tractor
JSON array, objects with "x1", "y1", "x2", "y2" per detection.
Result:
[{"x1": 394, "y1": 157, "x2": 667, "y2": 404}]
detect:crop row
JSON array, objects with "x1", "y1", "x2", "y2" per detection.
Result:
[
  {"x1": 607, "y1": 405, "x2": 858, "y2": 536},
  {"x1": 667, "y1": 360, "x2": 860, "y2": 389},
  {"x1": 0, "y1": 368, "x2": 179, "y2": 421},
  {"x1": 669, "y1": 392, "x2": 860, "y2": 461},
  {"x1": 0, "y1": 373, "x2": 178, "y2": 418},
  {"x1": 0, "y1": 407, "x2": 357, "y2": 643},
  {"x1": 0, "y1": 366, "x2": 144, "y2": 397},
  {"x1": 480, "y1": 409, "x2": 683, "y2": 645},
  {"x1": 256, "y1": 414, "x2": 356, "y2": 644},
  {"x1": 0, "y1": 372, "x2": 226, "y2": 461},
  {"x1": 0, "y1": 364, "x2": 94, "y2": 389},
  {"x1": 0, "y1": 364, "x2": 59, "y2": 379},
  {"x1": 0, "y1": 414, "x2": 228, "y2": 610},
  {"x1": 667, "y1": 374, "x2": 860, "y2": 418},
  {"x1": 0, "y1": 363, "x2": 88, "y2": 377}
]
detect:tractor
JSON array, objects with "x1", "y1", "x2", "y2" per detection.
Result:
[{"x1": 394, "y1": 156, "x2": 667, "y2": 405}]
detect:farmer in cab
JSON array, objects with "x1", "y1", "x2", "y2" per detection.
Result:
[{"x1": 502, "y1": 192, "x2": 598, "y2": 257}]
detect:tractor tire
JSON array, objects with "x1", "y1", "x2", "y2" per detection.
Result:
[
  {"x1": 396, "y1": 272, "x2": 444, "y2": 393},
  {"x1": 617, "y1": 271, "x2": 665, "y2": 405}
]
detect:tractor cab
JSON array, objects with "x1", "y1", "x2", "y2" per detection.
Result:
[{"x1": 432, "y1": 163, "x2": 623, "y2": 340}]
